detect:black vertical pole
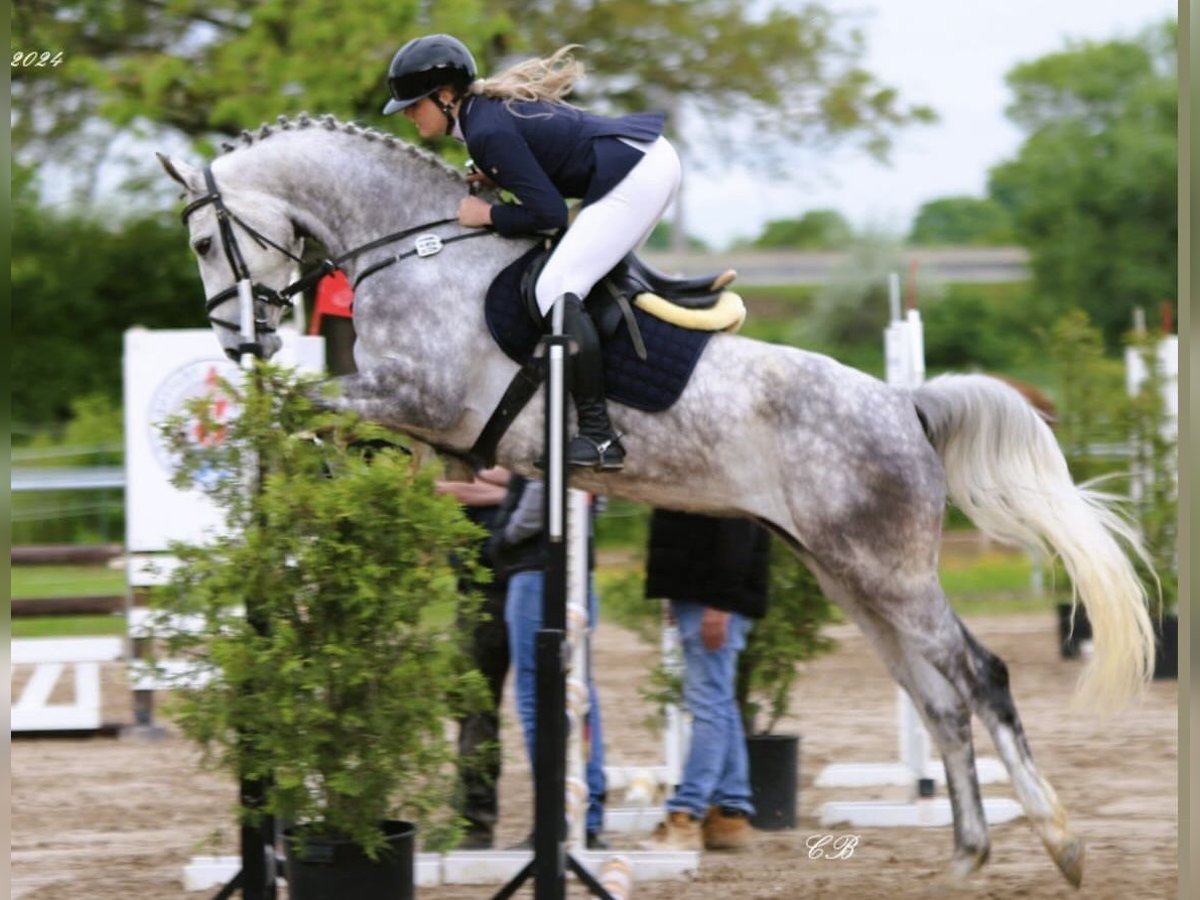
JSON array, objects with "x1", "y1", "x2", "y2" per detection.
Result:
[
  {"x1": 212, "y1": 282, "x2": 276, "y2": 900},
  {"x1": 492, "y1": 297, "x2": 614, "y2": 900},
  {"x1": 534, "y1": 298, "x2": 570, "y2": 900}
]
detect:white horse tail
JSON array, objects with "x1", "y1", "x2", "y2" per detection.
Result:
[{"x1": 913, "y1": 373, "x2": 1155, "y2": 711}]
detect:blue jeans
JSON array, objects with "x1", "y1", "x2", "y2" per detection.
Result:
[
  {"x1": 506, "y1": 570, "x2": 606, "y2": 834},
  {"x1": 666, "y1": 600, "x2": 755, "y2": 818}
]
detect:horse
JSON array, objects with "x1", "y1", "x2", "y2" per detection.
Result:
[{"x1": 158, "y1": 113, "x2": 1155, "y2": 887}]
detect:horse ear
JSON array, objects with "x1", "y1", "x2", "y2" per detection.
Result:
[{"x1": 157, "y1": 152, "x2": 203, "y2": 193}]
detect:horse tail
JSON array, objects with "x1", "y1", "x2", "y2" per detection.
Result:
[{"x1": 913, "y1": 372, "x2": 1155, "y2": 712}]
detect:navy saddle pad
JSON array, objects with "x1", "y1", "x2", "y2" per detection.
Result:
[{"x1": 484, "y1": 246, "x2": 712, "y2": 413}]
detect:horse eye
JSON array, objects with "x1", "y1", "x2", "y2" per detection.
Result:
[{"x1": 193, "y1": 237, "x2": 213, "y2": 256}]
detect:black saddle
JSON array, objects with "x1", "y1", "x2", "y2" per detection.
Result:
[{"x1": 519, "y1": 245, "x2": 735, "y2": 354}]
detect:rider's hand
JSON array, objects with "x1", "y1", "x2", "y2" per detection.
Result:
[
  {"x1": 458, "y1": 195, "x2": 493, "y2": 228},
  {"x1": 466, "y1": 170, "x2": 498, "y2": 191}
]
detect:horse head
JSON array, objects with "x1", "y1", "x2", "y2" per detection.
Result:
[{"x1": 158, "y1": 152, "x2": 305, "y2": 361}]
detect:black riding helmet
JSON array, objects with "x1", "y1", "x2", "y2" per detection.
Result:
[{"x1": 382, "y1": 34, "x2": 477, "y2": 125}]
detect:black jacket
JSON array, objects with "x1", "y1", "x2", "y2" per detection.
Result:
[
  {"x1": 459, "y1": 95, "x2": 666, "y2": 237},
  {"x1": 644, "y1": 510, "x2": 771, "y2": 619}
]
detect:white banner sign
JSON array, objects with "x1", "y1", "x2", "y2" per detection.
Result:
[{"x1": 123, "y1": 328, "x2": 325, "y2": 553}]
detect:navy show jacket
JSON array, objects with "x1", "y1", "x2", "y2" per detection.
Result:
[{"x1": 458, "y1": 95, "x2": 666, "y2": 237}]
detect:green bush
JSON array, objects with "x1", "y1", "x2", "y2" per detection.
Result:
[
  {"x1": 12, "y1": 165, "x2": 200, "y2": 426},
  {"x1": 921, "y1": 284, "x2": 1043, "y2": 371},
  {"x1": 151, "y1": 364, "x2": 487, "y2": 856},
  {"x1": 1123, "y1": 330, "x2": 1178, "y2": 616},
  {"x1": 737, "y1": 540, "x2": 838, "y2": 734}
]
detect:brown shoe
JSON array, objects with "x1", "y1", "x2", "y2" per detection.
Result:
[
  {"x1": 701, "y1": 806, "x2": 753, "y2": 851},
  {"x1": 638, "y1": 810, "x2": 702, "y2": 851}
]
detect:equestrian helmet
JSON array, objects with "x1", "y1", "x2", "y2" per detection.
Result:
[{"x1": 382, "y1": 34, "x2": 477, "y2": 115}]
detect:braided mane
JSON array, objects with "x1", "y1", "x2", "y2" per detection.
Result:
[{"x1": 216, "y1": 112, "x2": 465, "y2": 183}]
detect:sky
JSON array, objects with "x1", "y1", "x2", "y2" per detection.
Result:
[{"x1": 681, "y1": 0, "x2": 1177, "y2": 250}]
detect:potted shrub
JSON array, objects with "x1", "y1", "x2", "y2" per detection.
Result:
[
  {"x1": 1047, "y1": 310, "x2": 1125, "y2": 659},
  {"x1": 736, "y1": 539, "x2": 838, "y2": 829},
  {"x1": 150, "y1": 364, "x2": 486, "y2": 899},
  {"x1": 1124, "y1": 325, "x2": 1178, "y2": 679}
]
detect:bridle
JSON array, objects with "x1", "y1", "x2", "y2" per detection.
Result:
[
  {"x1": 181, "y1": 165, "x2": 486, "y2": 357},
  {"x1": 181, "y1": 167, "x2": 305, "y2": 355}
]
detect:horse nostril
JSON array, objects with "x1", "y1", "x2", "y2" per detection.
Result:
[{"x1": 225, "y1": 347, "x2": 241, "y2": 362}]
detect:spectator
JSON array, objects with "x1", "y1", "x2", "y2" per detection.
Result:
[
  {"x1": 639, "y1": 510, "x2": 771, "y2": 852},
  {"x1": 436, "y1": 467, "x2": 511, "y2": 849},
  {"x1": 488, "y1": 475, "x2": 609, "y2": 848}
]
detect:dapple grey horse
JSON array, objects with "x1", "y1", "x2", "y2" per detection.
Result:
[{"x1": 159, "y1": 114, "x2": 1155, "y2": 887}]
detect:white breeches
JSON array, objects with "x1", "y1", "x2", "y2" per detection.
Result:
[{"x1": 534, "y1": 135, "x2": 682, "y2": 318}]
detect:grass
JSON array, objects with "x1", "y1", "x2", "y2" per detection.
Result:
[
  {"x1": 11, "y1": 564, "x2": 127, "y2": 599},
  {"x1": 10, "y1": 537, "x2": 1064, "y2": 641},
  {"x1": 12, "y1": 615, "x2": 128, "y2": 639},
  {"x1": 9, "y1": 562, "x2": 463, "y2": 638},
  {"x1": 10, "y1": 564, "x2": 131, "y2": 638}
]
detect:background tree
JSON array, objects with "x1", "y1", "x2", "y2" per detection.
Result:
[
  {"x1": 987, "y1": 21, "x2": 1175, "y2": 348},
  {"x1": 483, "y1": 0, "x2": 934, "y2": 247},
  {"x1": 798, "y1": 231, "x2": 944, "y2": 353},
  {"x1": 10, "y1": 163, "x2": 200, "y2": 426},
  {"x1": 12, "y1": 0, "x2": 510, "y2": 199},
  {"x1": 14, "y1": 1, "x2": 932, "y2": 230},
  {"x1": 907, "y1": 196, "x2": 1015, "y2": 246},
  {"x1": 483, "y1": 0, "x2": 933, "y2": 157},
  {"x1": 750, "y1": 209, "x2": 854, "y2": 250}
]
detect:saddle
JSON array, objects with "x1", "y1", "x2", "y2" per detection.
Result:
[
  {"x1": 519, "y1": 247, "x2": 745, "y2": 355},
  {"x1": 470, "y1": 243, "x2": 742, "y2": 468}
]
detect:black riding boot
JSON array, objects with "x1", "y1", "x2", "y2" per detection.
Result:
[{"x1": 555, "y1": 293, "x2": 625, "y2": 470}]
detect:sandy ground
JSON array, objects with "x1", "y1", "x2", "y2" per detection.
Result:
[{"x1": 10, "y1": 612, "x2": 1178, "y2": 899}]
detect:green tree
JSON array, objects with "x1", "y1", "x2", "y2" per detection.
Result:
[
  {"x1": 987, "y1": 21, "x2": 1176, "y2": 348},
  {"x1": 801, "y1": 230, "x2": 912, "y2": 350},
  {"x1": 1046, "y1": 309, "x2": 1127, "y2": 485},
  {"x1": 11, "y1": 164, "x2": 200, "y2": 426},
  {"x1": 12, "y1": 0, "x2": 508, "y2": 179},
  {"x1": 752, "y1": 209, "x2": 853, "y2": 250},
  {"x1": 484, "y1": 1, "x2": 934, "y2": 165},
  {"x1": 14, "y1": 1, "x2": 932, "y2": 196},
  {"x1": 907, "y1": 196, "x2": 1015, "y2": 246},
  {"x1": 644, "y1": 221, "x2": 709, "y2": 252},
  {"x1": 1124, "y1": 329, "x2": 1178, "y2": 616}
]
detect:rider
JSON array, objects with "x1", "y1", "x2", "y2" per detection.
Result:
[{"x1": 381, "y1": 34, "x2": 683, "y2": 471}]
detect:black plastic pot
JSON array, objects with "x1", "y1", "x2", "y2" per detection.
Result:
[
  {"x1": 1057, "y1": 603, "x2": 1093, "y2": 659},
  {"x1": 283, "y1": 819, "x2": 415, "y2": 900},
  {"x1": 745, "y1": 733, "x2": 799, "y2": 830},
  {"x1": 1153, "y1": 614, "x2": 1178, "y2": 680}
]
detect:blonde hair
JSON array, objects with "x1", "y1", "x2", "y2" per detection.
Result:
[{"x1": 470, "y1": 45, "x2": 585, "y2": 108}]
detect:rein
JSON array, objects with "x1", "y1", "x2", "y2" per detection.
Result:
[{"x1": 181, "y1": 165, "x2": 488, "y2": 342}]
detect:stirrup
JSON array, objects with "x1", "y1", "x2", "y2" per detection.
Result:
[
  {"x1": 533, "y1": 432, "x2": 626, "y2": 471},
  {"x1": 568, "y1": 432, "x2": 625, "y2": 471}
]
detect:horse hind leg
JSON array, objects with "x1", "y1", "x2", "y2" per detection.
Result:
[
  {"x1": 894, "y1": 647, "x2": 994, "y2": 880},
  {"x1": 901, "y1": 600, "x2": 1083, "y2": 887},
  {"x1": 804, "y1": 565, "x2": 991, "y2": 879},
  {"x1": 957, "y1": 624, "x2": 1084, "y2": 887}
]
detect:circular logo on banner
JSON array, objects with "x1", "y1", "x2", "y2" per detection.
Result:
[{"x1": 147, "y1": 358, "x2": 241, "y2": 489}]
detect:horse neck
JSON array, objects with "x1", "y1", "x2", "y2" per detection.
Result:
[{"x1": 214, "y1": 130, "x2": 465, "y2": 267}]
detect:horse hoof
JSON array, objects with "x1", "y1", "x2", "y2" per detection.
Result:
[
  {"x1": 1050, "y1": 837, "x2": 1084, "y2": 888},
  {"x1": 945, "y1": 846, "x2": 989, "y2": 882}
]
